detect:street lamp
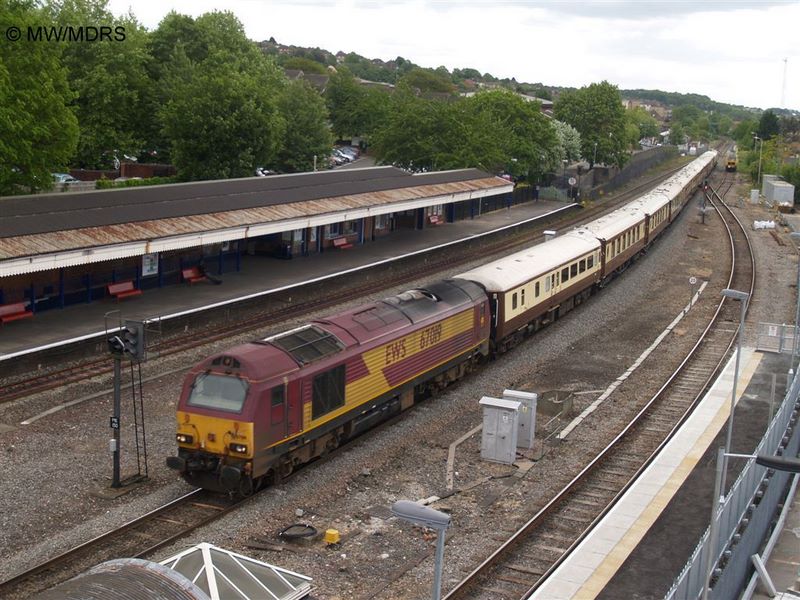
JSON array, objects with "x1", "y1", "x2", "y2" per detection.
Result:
[
  {"x1": 592, "y1": 142, "x2": 598, "y2": 168},
  {"x1": 719, "y1": 288, "x2": 749, "y2": 495},
  {"x1": 391, "y1": 500, "x2": 452, "y2": 600},
  {"x1": 702, "y1": 451, "x2": 800, "y2": 600},
  {"x1": 753, "y1": 135, "x2": 764, "y2": 190}
]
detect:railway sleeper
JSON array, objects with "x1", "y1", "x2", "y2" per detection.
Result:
[{"x1": 507, "y1": 563, "x2": 544, "y2": 576}]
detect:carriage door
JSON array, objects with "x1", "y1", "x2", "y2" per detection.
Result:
[
  {"x1": 269, "y1": 384, "x2": 287, "y2": 441},
  {"x1": 286, "y1": 379, "x2": 303, "y2": 436}
]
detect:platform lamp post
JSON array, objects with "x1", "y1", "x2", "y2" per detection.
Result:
[
  {"x1": 719, "y1": 288, "x2": 750, "y2": 496},
  {"x1": 592, "y1": 141, "x2": 598, "y2": 167},
  {"x1": 391, "y1": 501, "x2": 451, "y2": 600},
  {"x1": 753, "y1": 135, "x2": 764, "y2": 191}
]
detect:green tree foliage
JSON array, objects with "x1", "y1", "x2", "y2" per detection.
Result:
[
  {"x1": 626, "y1": 106, "x2": 659, "y2": 140},
  {"x1": 398, "y1": 67, "x2": 455, "y2": 95},
  {"x1": 159, "y1": 13, "x2": 286, "y2": 181},
  {"x1": 0, "y1": 1, "x2": 78, "y2": 194},
  {"x1": 372, "y1": 87, "x2": 504, "y2": 173},
  {"x1": 463, "y1": 90, "x2": 557, "y2": 181},
  {"x1": 733, "y1": 118, "x2": 758, "y2": 147},
  {"x1": 555, "y1": 81, "x2": 627, "y2": 168},
  {"x1": 274, "y1": 80, "x2": 332, "y2": 173},
  {"x1": 325, "y1": 68, "x2": 390, "y2": 139},
  {"x1": 47, "y1": 0, "x2": 151, "y2": 169},
  {"x1": 758, "y1": 109, "x2": 780, "y2": 140},
  {"x1": 281, "y1": 56, "x2": 327, "y2": 74}
]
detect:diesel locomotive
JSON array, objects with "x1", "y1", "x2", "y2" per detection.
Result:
[{"x1": 168, "y1": 151, "x2": 717, "y2": 494}]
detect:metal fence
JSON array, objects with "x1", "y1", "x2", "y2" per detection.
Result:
[
  {"x1": 664, "y1": 369, "x2": 800, "y2": 599},
  {"x1": 756, "y1": 322, "x2": 797, "y2": 355}
]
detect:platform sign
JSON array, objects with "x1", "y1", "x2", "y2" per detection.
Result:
[
  {"x1": 110, "y1": 416, "x2": 120, "y2": 430},
  {"x1": 142, "y1": 253, "x2": 158, "y2": 277}
]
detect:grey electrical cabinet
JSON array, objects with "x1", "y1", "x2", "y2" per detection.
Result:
[
  {"x1": 503, "y1": 389, "x2": 537, "y2": 449},
  {"x1": 479, "y1": 396, "x2": 521, "y2": 465}
]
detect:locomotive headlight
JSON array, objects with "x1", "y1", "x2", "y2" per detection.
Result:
[
  {"x1": 229, "y1": 443, "x2": 248, "y2": 454},
  {"x1": 176, "y1": 433, "x2": 194, "y2": 444}
]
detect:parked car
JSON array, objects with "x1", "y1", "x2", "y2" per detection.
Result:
[
  {"x1": 52, "y1": 173, "x2": 79, "y2": 183},
  {"x1": 254, "y1": 167, "x2": 274, "y2": 177}
]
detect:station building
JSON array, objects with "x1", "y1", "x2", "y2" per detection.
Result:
[{"x1": 0, "y1": 166, "x2": 513, "y2": 313}]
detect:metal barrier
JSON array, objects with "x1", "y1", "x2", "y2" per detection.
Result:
[
  {"x1": 665, "y1": 369, "x2": 800, "y2": 600},
  {"x1": 756, "y1": 322, "x2": 796, "y2": 354}
]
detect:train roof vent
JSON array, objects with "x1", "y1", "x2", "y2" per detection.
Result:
[
  {"x1": 266, "y1": 325, "x2": 344, "y2": 365},
  {"x1": 353, "y1": 304, "x2": 407, "y2": 331}
]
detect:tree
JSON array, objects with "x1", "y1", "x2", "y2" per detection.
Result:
[
  {"x1": 555, "y1": 81, "x2": 627, "y2": 168},
  {"x1": 48, "y1": 0, "x2": 151, "y2": 169},
  {"x1": 626, "y1": 106, "x2": 659, "y2": 140},
  {"x1": 160, "y1": 53, "x2": 285, "y2": 180},
  {"x1": 758, "y1": 109, "x2": 780, "y2": 140},
  {"x1": 281, "y1": 56, "x2": 327, "y2": 74},
  {"x1": 464, "y1": 90, "x2": 558, "y2": 181},
  {"x1": 372, "y1": 87, "x2": 505, "y2": 173},
  {"x1": 0, "y1": 1, "x2": 78, "y2": 194},
  {"x1": 398, "y1": 68, "x2": 455, "y2": 95},
  {"x1": 553, "y1": 120, "x2": 582, "y2": 165},
  {"x1": 274, "y1": 80, "x2": 332, "y2": 173}
]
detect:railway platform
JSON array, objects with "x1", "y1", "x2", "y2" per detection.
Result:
[
  {"x1": 530, "y1": 348, "x2": 795, "y2": 599},
  {"x1": 0, "y1": 199, "x2": 571, "y2": 360}
]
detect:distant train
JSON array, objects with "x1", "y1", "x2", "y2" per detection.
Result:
[
  {"x1": 726, "y1": 146, "x2": 737, "y2": 172},
  {"x1": 167, "y1": 152, "x2": 718, "y2": 495}
]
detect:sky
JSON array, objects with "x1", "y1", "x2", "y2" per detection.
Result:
[{"x1": 107, "y1": 0, "x2": 800, "y2": 111}]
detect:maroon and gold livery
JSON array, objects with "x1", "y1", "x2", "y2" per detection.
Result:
[{"x1": 168, "y1": 279, "x2": 489, "y2": 493}]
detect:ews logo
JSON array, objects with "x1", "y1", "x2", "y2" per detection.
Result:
[{"x1": 385, "y1": 340, "x2": 407, "y2": 365}]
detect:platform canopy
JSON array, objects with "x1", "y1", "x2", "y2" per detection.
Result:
[{"x1": 160, "y1": 542, "x2": 312, "y2": 600}]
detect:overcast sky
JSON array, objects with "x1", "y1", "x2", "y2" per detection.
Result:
[{"x1": 108, "y1": 0, "x2": 799, "y2": 111}]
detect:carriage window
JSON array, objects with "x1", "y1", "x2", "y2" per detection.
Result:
[
  {"x1": 579, "y1": 259, "x2": 586, "y2": 273},
  {"x1": 545, "y1": 277, "x2": 551, "y2": 292},
  {"x1": 552, "y1": 273, "x2": 557, "y2": 287},
  {"x1": 512, "y1": 293, "x2": 518, "y2": 310},
  {"x1": 188, "y1": 374, "x2": 248, "y2": 413},
  {"x1": 312, "y1": 365, "x2": 345, "y2": 419},
  {"x1": 571, "y1": 264, "x2": 578, "y2": 277},
  {"x1": 271, "y1": 386, "x2": 285, "y2": 425},
  {"x1": 588, "y1": 255, "x2": 594, "y2": 268},
  {"x1": 535, "y1": 281, "x2": 540, "y2": 297},
  {"x1": 521, "y1": 289, "x2": 525, "y2": 305},
  {"x1": 561, "y1": 267, "x2": 569, "y2": 282}
]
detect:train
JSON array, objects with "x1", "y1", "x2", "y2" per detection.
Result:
[
  {"x1": 726, "y1": 146, "x2": 737, "y2": 172},
  {"x1": 167, "y1": 151, "x2": 718, "y2": 494}
]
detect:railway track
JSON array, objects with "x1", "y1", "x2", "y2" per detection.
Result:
[
  {"x1": 0, "y1": 489, "x2": 241, "y2": 599},
  {"x1": 0, "y1": 161, "x2": 696, "y2": 404},
  {"x1": 443, "y1": 173, "x2": 755, "y2": 599}
]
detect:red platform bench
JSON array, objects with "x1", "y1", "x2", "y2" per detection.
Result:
[
  {"x1": 181, "y1": 266, "x2": 208, "y2": 284},
  {"x1": 0, "y1": 302, "x2": 33, "y2": 324},
  {"x1": 332, "y1": 237, "x2": 353, "y2": 250},
  {"x1": 107, "y1": 280, "x2": 142, "y2": 301},
  {"x1": 428, "y1": 214, "x2": 444, "y2": 226}
]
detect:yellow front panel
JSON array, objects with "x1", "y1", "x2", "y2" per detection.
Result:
[{"x1": 176, "y1": 411, "x2": 254, "y2": 458}]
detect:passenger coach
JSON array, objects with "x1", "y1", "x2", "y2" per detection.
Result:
[{"x1": 455, "y1": 229, "x2": 601, "y2": 352}]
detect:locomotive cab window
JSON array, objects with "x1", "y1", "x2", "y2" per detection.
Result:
[
  {"x1": 188, "y1": 374, "x2": 248, "y2": 413},
  {"x1": 270, "y1": 386, "x2": 285, "y2": 425},
  {"x1": 312, "y1": 365, "x2": 345, "y2": 419}
]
